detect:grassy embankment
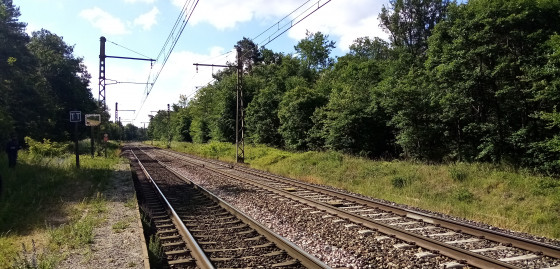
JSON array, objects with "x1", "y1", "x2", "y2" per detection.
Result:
[
  {"x1": 152, "y1": 140, "x2": 560, "y2": 239},
  {"x1": 0, "y1": 140, "x2": 128, "y2": 268}
]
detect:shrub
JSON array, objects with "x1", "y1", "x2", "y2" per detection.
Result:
[
  {"x1": 448, "y1": 164, "x2": 469, "y2": 182},
  {"x1": 453, "y1": 188, "x2": 475, "y2": 203},
  {"x1": 391, "y1": 176, "x2": 409, "y2": 188},
  {"x1": 24, "y1": 137, "x2": 68, "y2": 157}
]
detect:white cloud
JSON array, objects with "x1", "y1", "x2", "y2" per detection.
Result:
[
  {"x1": 175, "y1": 0, "x2": 302, "y2": 30},
  {"x1": 124, "y1": 0, "x2": 156, "y2": 3},
  {"x1": 173, "y1": 0, "x2": 390, "y2": 51},
  {"x1": 134, "y1": 7, "x2": 160, "y2": 30},
  {"x1": 80, "y1": 7, "x2": 129, "y2": 35},
  {"x1": 286, "y1": 0, "x2": 389, "y2": 51},
  {"x1": 89, "y1": 48, "x2": 235, "y2": 125}
]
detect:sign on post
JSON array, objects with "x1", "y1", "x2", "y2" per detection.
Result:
[
  {"x1": 70, "y1": 111, "x2": 81, "y2": 122},
  {"x1": 85, "y1": 114, "x2": 101, "y2": 126},
  {"x1": 70, "y1": 111, "x2": 81, "y2": 168}
]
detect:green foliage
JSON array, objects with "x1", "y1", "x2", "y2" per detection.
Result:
[
  {"x1": 391, "y1": 176, "x2": 409, "y2": 188},
  {"x1": 453, "y1": 188, "x2": 476, "y2": 203},
  {"x1": 112, "y1": 220, "x2": 130, "y2": 233},
  {"x1": 380, "y1": 0, "x2": 449, "y2": 59},
  {"x1": 144, "y1": 1, "x2": 560, "y2": 175},
  {"x1": 11, "y1": 241, "x2": 58, "y2": 269},
  {"x1": 278, "y1": 86, "x2": 327, "y2": 150},
  {"x1": 448, "y1": 163, "x2": 469, "y2": 182},
  {"x1": 0, "y1": 147, "x2": 122, "y2": 268},
  {"x1": 147, "y1": 235, "x2": 164, "y2": 268},
  {"x1": 1, "y1": 1, "x2": 97, "y2": 143},
  {"x1": 24, "y1": 136, "x2": 67, "y2": 157},
  {"x1": 294, "y1": 30, "x2": 336, "y2": 71},
  {"x1": 246, "y1": 85, "x2": 283, "y2": 146}
]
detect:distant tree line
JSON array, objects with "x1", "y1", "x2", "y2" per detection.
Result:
[{"x1": 146, "y1": 0, "x2": 558, "y2": 174}]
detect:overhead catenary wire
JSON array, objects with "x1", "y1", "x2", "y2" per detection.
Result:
[
  {"x1": 106, "y1": 39, "x2": 153, "y2": 60},
  {"x1": 135, "y1": 0, "x2": 332, "y2": 122},
  {"x1": 234, "y1": 0, "x2": 333, "y2": 65},
  {"x1": 134, "y1": 0, "x2": 200, "y2": 120},
  {"x1": 255, "y1": 0, "x2": 332, "y2": 48},
  {"x1": 252, "y1": 0, "x2": 312, "y2": 42},
  {"x1": 146, "y1": 0, "x2": 200, "y2": 95}
]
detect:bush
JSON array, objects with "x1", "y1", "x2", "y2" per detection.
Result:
[
  {"x1": 24, "y1": 137, "x2": 68, "y2": 157},
  {"x1": 448, "y1": 164, "x2": 469, "y2": 182},
  {"x1": 391, "y1": 176, "x2": 409, "y2": 188},
  {"x1": 453, "y1": 188, "x2": 475, "y2": 203}
]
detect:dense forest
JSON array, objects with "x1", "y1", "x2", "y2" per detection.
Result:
[
  {"x1": 1, "y1": 0, "x2": 94, "y2": 142},
  {"x1": 0, "y1": 0, "x2": 146, "y2": 146},
  {"x1": 2, "y1": 0, "x2": 559, "y2": 174},
  {"x1": 148, "y1": 0, "x2": 560, "y2": 174}
]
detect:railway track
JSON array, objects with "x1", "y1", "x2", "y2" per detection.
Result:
[
  {"x1": 145, "y1": 146, "x2": 560, "y2": 269},
  {"x1": 127, "y1": 147, "x2": 329, "y2": 268}
]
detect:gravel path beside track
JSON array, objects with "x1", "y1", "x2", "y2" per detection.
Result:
[{"x1": 57, "y1": 163, "x2": 148, "y2": 269}]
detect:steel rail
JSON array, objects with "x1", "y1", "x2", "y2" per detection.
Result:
[
  {"x1": 131, "y1": 150, "x2": 215, "y2": 269},
  {"x1": 157, "y1": 149, "x2": 526, "y2": 269},
  {"x1": 234, "y1": 165, "x2": 560, "y2": 260},
  {"x1": 151, "y1": 151, "x2": 331, "y2": 269},
  {"x1": 164, "y1": 148, "x2": 560, "y2": 261}
]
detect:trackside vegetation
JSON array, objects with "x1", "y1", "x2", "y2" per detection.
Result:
[
  {"x1": 147, "y1": 0, "x2": 560, "y2": 175},
  {"x1": 0, "y1": 138, "x2": 124, "y2": 268},
  {"x1": 151, "y1": 140, "x2": 560, "y2": 239}
]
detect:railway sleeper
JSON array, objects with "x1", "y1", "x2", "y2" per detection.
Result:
[
  {"x1": 166, "y1": 249, "x2": 190, "y2": 256},
  {"x1": 167, "y1": 258, "x2": 196, "y2": 266}
]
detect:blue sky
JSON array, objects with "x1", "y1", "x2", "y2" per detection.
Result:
[{"x1": 17, "y1": 0, "x2": 389, "y2": 126}]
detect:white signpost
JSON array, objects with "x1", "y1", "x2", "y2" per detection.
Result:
[{"x1": 85, "y1": 114, "x2": 101, "y2": 126}]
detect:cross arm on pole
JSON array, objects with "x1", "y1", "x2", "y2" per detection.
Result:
[
  {"x1": 193, "y1": 63, "x2": 231, "y2": 68},
  {"x1": 106, "y1": 55, "x2": 155, "y2": 63}
]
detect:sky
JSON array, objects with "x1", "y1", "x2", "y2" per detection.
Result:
[{"x1": 17, "y1": 0, "x2": 390, "y2": 127}]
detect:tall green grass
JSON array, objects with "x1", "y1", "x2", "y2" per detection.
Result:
[
  {"x1": 150, "y1": 140, "x2": 560, "y2": 239},
  {"x1": 0, "y1": 139, "x2": 123, "y2": 268}
]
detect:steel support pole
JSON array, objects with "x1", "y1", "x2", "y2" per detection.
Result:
[
  {"x1": 99, "y1": 37, "x2": 106, "y2": 111},
  {"x1": 167, "y1": 104, "x2": 171, "y2": 148},
  {"x1": 236, "y1": 46, "x2": 245, "y2": 163}
]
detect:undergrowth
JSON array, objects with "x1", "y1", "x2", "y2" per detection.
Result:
[{"x1": 0, "y1": 139, "x2": 123, "y2": 268}]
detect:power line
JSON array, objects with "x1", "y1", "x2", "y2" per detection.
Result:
[
  {"x1": 106, "y1": 39, "x2": 153, "y2": 60},
  {"x1": 145, "y1": 0, "x2": 200, "y2": 96},
  {"x1": 133, "y1": 0, "x2": 332, "y2": 122},
  {"x1": 133, "y1": 0, "x2": 200, "y2": 121},
  {"x1": 257, "y1": 0, "x2": 332, "y2": 48},
  {"x1": 252, "y1": 0, "x2": 311, "y2": 42}
]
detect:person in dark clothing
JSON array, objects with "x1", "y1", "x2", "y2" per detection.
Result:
[{"x1": 5, "y1": 136, "x2": 19, "y2": 168}]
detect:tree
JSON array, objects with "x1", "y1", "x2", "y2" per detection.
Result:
[
  {"x1": 312, "y1": 51, "x2": 393, "y2": 157},
  {"x1": 349, "y1": 37, "x2": 391, "y2": 60},
  {"x1": 425, "y1": 0, "x2": 560, "y2": 165},
  {"x1": 379, "y1": 0, "x2": 450, "y2": 58},
  {"x1": 278, "y1": 83, "x2": 327, "y2": 150},
  {"x1": 294, "y1": 31, "x2": 336, "y2": 71},
  {"x1": 236, "y1": 37, "x2": 263, "y2": 73},
  {"x1": 0, "y1": 1, "x2": 97, "y2": 144},
  {"x1": 246, "y1": 84, "x2": 283, "y2": 146},
  {"x1": 28, "y1": 29, "x2": 96, "y2": 141},
  {"x1": 0, "y1": 0, "x2": 37, "y2": 141}
]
